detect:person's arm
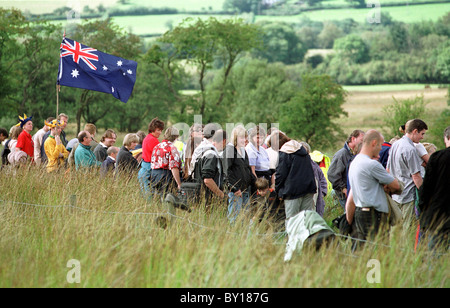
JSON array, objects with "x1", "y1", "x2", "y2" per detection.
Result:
[
  {"x1": 204, "y1": 178, "x2": 225, "y2": 198},
  {"x1": 250, "y1": 165, "x2": 257, "y2": 178},
  {"x1": 345, "y1": 190, "x2": 356, "y2": 225},
  {"x1": 171, "y1": 168, "x2": 182, "y2": 190},
  {"x1": 412, "y1": 172, "x2": 423, "y2": 189},
  {"x1": 384, "y1": 178, "x2": 401, "y2": 194}
]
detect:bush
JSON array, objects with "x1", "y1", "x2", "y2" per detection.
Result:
[{"x1": 382, "y1": 95, "x2": 427, "y2": 138}]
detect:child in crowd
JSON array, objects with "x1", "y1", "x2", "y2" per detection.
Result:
[{"x1": 252, "y1": 178, "x2": 285, "y2": 229}]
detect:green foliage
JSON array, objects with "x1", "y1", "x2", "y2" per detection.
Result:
[
  {"x1": 223, "y1": 0, "x2": 263, "y2": 14},
  {"x1": 333, "y1": 34, "x2": 369, "y2": 64},
  {"x1": 389, "y1": 22, "x2": 410, "y2": 53},
  {"x1": 253, "y1": 21, "x2": 307, "y2": 64},
  {"x1": 428, "y1": 108, "x2": 450, "y2": 150},
  {"x1": 153, "y1": 17, "x2": 261, "y2": 122},
  {"x1": 318, "y1": 22, "x2": 344, "y2": 49},
  {"x1": 280, "y1": 74, "x2": 348, "y2": 149},
  {"x1": 209, "y1": 58, "x2": 298, "y2": 125},
  {"x1": 0, "y1": 8, "x2": 62, "y2": 128},
  {"x1": 382, "y1": 95, "x2": 427, "y2": 138}
]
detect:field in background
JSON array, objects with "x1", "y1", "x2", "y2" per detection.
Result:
[
  {"x1": 338, "y1": 87, "x2": 447, "y2": 141},
  {"x1": 4, "y1": 1, "x2": 448, "y2": 37},
  {"x1": 40, "y1": 3, "x2": 449, "y2": 37}
]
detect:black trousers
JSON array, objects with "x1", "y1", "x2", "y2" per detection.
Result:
[{"x1": 354, "y1": 207, "x2": 389, "y2": 242}]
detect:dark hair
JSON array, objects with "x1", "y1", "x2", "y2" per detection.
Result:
[
  {"x1": 249, "y1": 125, "x2": 267, "y2": 146},
  {"x1": 0, "y1": 128, "x2": 8, "y2": 138},
  {"x1": 406, "y1": 119, "x2": 428, "y2": 134},
  {"x1": 45, "y1": 117, "x2": 56, "y2": 123},
  {"x1": 148, "y1": 117, "x2": 165, "y2": 133},
  {"x1": 78, "y1": 131, "x2": 89, "y2": 143},
  {"x1": 100, "y1": 129, "x2": 117, "y2": 142},
  {"x1": 346, "y1": 130, "x2": 365, "y2": 144},
  {"x1": 203, "y1": 123, "x2": 221, "y2": 139},
  {"x1": 444, "y1": 126, "x2": 450, "y2": 140},
  {"x1": 271, "y1": 132, "x2": 291, "y2": 150},
  {"x1": 211, "y1": 129, "x2": 227, "y2": 143}
]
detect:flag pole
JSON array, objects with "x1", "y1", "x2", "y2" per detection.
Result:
[
  {"x1": 56, "y1": 84, "x2": 60, "y2": 117},
  {"x1": 56, "y1": 29, "x2": 65, "y2": 118}
]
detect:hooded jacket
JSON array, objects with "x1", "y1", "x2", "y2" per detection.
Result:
[
  {"x1": 191, "y1": 139, "x2": 224, "y2": 199},
  {"x1": 275, "y1": 140, "x2": 317, "y2": 200}
]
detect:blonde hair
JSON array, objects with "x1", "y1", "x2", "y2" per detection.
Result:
[
  {"x1": 9, "y1": 126, "x2": 22, "y2": 140},
  {"x1": 84, "y1": 123, "x2": 97, "y2": 136},
  {"x1": 230, "y1": 125, "x2": 247, "y2": 148},
  {"x1": 422, "y1": 142, "x2": 437, "y2": 154},
  {"x1": 58, "y1": 113, "x2": 69, "y2": 121},
  {"x1": 123, "y1": 133, "x2": 139, "y2": 147}
]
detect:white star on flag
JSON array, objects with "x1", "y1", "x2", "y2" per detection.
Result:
[
  {"x1": 71, "y1": 69, "x2": 79, "y2": 78},
  {"x1": 117, "y1": 60, "x2": 123, "y2": 67},
  {"x1": 111, "y1": 87, "x2": 115, "y2": 93},
  {"x1": 127, "y1": 69, "x2": 133, "y2": 75},
  {"x1": 102, "y1": 65, "x2": 108, "y2": 71}
]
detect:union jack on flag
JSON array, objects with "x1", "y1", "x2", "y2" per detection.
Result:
[
  {"x1": 60, "y1": 39, "x2": 99, "y2": 70},
  {"x1": 57, "y1": 37, "x2": 138, "y2": 103}
]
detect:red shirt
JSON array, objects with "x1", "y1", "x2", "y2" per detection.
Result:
[
  {"x1": 142, "y1": 134, "x2": 159, "y2": 163},
  {"x1": 16, "y1": 130, "x2": 34, "y2": 159}
]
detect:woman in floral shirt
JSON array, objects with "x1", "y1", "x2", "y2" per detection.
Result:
[{"x1": 151, "y1": 127, "x2": 182, "y2": 194}]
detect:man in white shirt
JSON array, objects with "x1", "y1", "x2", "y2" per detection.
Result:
[
  {"x1": 386, "y1": 119, "x2": 428, "y2": 227},
  {"x1": 32, "y1": 117, "x2": 54, "y2": 166},
  {"x1": 346, "y1": 130, "x2": 400, "y2": 242}
]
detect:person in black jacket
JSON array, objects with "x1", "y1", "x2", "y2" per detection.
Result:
[
  {"x1": 418, "y1": 126, "x2": 450, "y2": 251},
  {"x1": 192, "y1": 124, "x2": 227, "y2": 209},
  {"x1": 275, "y1": 132, "x2": 317, "y2": 221},
  {"x1": 116, "y1": 133, "x2": 140, "y2": 176},
  {"x1": 222, "y1": 125, "x2": 255, "y2": 223}
]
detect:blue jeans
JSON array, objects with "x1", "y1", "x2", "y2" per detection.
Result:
[
  {"x1": 227, "y1": 191, "x2": 250, "y2": 224},
  {"x1": 138, "y1": 161, "x2": 152, "y2": 200}
]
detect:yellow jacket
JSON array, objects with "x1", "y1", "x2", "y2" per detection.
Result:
[
  {"x1": 310, "y1": 150, "x2": 332, "y2": 192},
  {"x1": 44, "y1": 136, "x2": 69, "y2": 172}
]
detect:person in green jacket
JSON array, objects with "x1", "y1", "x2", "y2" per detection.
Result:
[{"x1": 74, "y1": 131, "x2": 101, "y2": 170}]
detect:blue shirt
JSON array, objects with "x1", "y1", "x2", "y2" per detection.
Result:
[{"x1": 245, "y1": 143, "x2": 270, "y2": 172}]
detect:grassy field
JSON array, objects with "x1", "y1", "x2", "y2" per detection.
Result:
[
  {"x1": 0, "y1": 87, "x2": 448, "y2": 288},
  {"x1": 256, "y1": 2, "x2": 450, "y2": 23},
  {"x1": 337, "y1": 87, "x2": 448, "y2": 142},
  {"x1": 0, "y1": 166, "x2": 448, "y2": 288}
]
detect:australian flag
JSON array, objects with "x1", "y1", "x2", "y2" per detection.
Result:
[{"x1": 57, "y1": 37, "x2": 137, "y2": 103}]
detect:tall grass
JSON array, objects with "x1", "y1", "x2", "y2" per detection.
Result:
[{"x1": 0, "y1": 166, "x2": 448, "y2": 287}]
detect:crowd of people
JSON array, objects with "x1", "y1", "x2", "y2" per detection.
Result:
[{"x1": 0, "y1": 113, "x2": 448, "y2": 252}]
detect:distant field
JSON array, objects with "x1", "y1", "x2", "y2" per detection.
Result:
[
  {"x1": 0, "y1": 0, "x2": 226, "y2": 14},
  {"x1": 338, "y1": 87, "x2": 448, "y2": 139},
  {"x1": 342, "y1": 84, "x2": 442, "y2": 92},
  {"x1": 4, "y1": 1, "x2": 449, "y2": 37},
  {"x1": 44, "y1": 3, "x2": 450, "y2": 37},
  {"x1": 256, "y1": 3, "x2": 450, "y2": 24},
  {"x1": 0, "y1": 0, "x2": 112, "y2": 14}
]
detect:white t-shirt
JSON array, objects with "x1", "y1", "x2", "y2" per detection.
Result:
[{"x1": 349, "y1": 154, "x2": 395, "y2": 213}]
